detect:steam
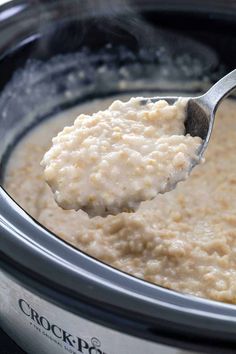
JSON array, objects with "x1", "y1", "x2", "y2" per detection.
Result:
[
  {"x1": 27, "y1": 0, "x2": 219, "y2": 81},
  {"x1": 84, "y1": 0, "x2": 158, "y2": 48},
  {"x1": 83, "y1": 0, "x2": 217, "y2": 71}
]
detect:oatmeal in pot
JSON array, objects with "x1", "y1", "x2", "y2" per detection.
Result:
[
  {"x1": 5, "y1": 96, "x2": 236, "y2": 304},
  {"x1": 41, "y1": 97, "x2": 202, "y2": 216}
]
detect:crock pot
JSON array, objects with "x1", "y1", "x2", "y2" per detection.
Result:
[{"x1": 1, "y1": 1, "x2": 236, "y2": 353}]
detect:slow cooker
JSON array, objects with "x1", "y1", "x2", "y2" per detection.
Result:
[{"x1": 1, "y1": 1, "x2": 236, "y2": 353}]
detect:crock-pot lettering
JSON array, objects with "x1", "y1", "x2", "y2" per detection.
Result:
[
  {"x1": 6, "y1": 97, "x2": 236, "y2": 303},
  {"x1": 52, "y1": 325, "x2": 62, "y2": 339},
  {"x1": 18, "y1": 299, "x2": 106, "y2": 353},
  {"x1": 41, "y1": 97, "x2": 202, "y2": 216},
  {"x1": 19, "y1": 299, "x2": 31, "y2": 317}
]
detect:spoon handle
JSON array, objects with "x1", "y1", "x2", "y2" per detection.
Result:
[{"x1": 201, "y1": 69, "x2": 236, "y2": 113}]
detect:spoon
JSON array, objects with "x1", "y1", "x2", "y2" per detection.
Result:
[
  {"x1": 43, "y1": 70, "x2": 236, "y2": 217},
  {"x1": 140, "y1": 69, "x2": 236, "y2": 167}
]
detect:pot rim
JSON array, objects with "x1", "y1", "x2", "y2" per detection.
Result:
[{"x1": 1, "y1": 179, "x2": 236, "y2": 328}]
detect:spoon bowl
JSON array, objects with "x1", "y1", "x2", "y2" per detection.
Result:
[{"x1": 140, "y1": 69, "x2": 236, "y2": 168}]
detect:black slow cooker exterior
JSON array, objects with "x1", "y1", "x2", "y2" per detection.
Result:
[{"x1": 1, "y1": 1, "x2": 236, "y2": 353}]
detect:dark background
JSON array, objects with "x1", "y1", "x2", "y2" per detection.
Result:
[{"x1": 0, "y1": 328, "x2": 25, "y2": 354}]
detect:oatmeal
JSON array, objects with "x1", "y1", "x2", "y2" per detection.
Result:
[
  {"x1": 41, "y1": 97, "x2": 202, "y2": 216},
  {"x1": 4, "y1": 96, "x2": 236, "y2": 303}
]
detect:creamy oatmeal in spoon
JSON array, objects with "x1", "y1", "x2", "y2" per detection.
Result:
[{"x1": 41, "y1": 97, "x2": 202, "y2": 216}]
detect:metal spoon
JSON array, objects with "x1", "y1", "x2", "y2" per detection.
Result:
[{"x1": 140, "y1": 69, "x2": 236, "y2": 168}]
